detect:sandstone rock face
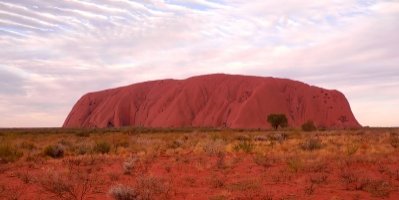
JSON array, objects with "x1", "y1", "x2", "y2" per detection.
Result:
[{"x1": 63, "y1": 74, "x2": 361, "y2": 129}]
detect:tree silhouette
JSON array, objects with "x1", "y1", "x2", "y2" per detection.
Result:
[{"x1": 267, "y1": 114, "x2": 288, "y2": 130}]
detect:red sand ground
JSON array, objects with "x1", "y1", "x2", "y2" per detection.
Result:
[
  {"x1": 1, "y1": 153, "x2": 399, "y2": 200},
  {"x1": 63, "y1": 74, "x2": 360, "y2": 129}
]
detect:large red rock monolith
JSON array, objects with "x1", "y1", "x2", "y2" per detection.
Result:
[{"x1": 63, "y1": 74, "x2": 361, "y2": 129}]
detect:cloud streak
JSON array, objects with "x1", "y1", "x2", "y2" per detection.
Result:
[{"x1": 0, "y1": 0, "x2": 398, "y2": 127}]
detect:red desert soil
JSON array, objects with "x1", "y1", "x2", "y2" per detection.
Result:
[
  {"x1": 63, "y1": 74, "x2": 360, "y2": 129},
  {"x1": 1, "y1": 149, "x2": 399, "y2": 200},
  {"x1": 1, "y1": 129, "x2": 399, "y2": 199}
]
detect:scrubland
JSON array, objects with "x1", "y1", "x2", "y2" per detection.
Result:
[{"x1": 0, "y1": 127, "x2": 398, "y2": 200}]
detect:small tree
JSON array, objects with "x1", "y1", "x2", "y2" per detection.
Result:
[{"x1": 267, "y1": 114, "x2": 288, "y2": 130}]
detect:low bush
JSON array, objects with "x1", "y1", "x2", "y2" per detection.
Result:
[
  {"x1": 233, "y1": 141, "x2": 254, "y2": 153},
  {"x1": 300, "y1": 138, "x2": 322, "y2": 151},
  {"x1": 123, "y1": 156, "x2": 138, "y2": 175},
  {"x1": 109, "y1": 184, "x2": 138, "y2": 200},
  {"x1": 19, "y1": 141, "x2": 36, "y2": 150},
  {"x1": 39, "y1": 169, "x2": 100, "y2": 200},
  {"x1": 43, "y1": 144, "x2": 64, "y2": 158},
  {"x1": 302, "y1": 121, "x2": 317, "y2": 132},
  {"x1": 345, "y1": 143, "x2": 359, "y2": 156},
  {"x1": 75, "y1": 131, "x2": 90, "y2": 137},
  {"x1": 74, "y1": 144, "x2": 91, "y2": 155},
  {"x1": 253, "y1": 135, "x2": 268, "y2": 142},
  {"x1": 109, "y1": 176, "x2": 169, "y2": 200},
  {"x1": 203, "y1": 139, "x2": 225, "y2": 156},
  {"x1": 135, "y1": 175, "x2": 169, "y2": 200},
  {"x1": 0, "y1": 144, "x2": 23, "y2": 163},
  {"x1": 168, "y1": 139, "x2": 183, "y2": 149},
  {"x1": 93, "y1": 141, "x2": 111, "y2": 154},
  {"x1": 390, "y1": 136, "x2": 399, "y2": 149},
  {"x1": 268, "y1": 132, "x2": 288, "y2": 143},
  {"x1": 235, "y1": 135, "x2": 250, "y2": 141}
]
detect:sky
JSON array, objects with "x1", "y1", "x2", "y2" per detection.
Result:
[{"x1": 0, "y1": 0, "x2": 398, "y2": 128}]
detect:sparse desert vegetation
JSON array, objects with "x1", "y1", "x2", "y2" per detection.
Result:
[{"x1": 0, "y1": 127, "x2": 398, "y2": 199}]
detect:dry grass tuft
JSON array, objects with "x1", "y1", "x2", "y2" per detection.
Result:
[
  {"x1": 300, "y1": 138, "x2": 322, "y2": 151},
  {"x1": 0, "y1": 143, "x2": 23, "y2": 163},
  {"x1": 233, "y1": 140, "x2": 254, "y2": 153},
  {"x1": 123, "y1": 156, "x2": 139, "y2": 175},
  {"x1": 109, "y1": 184, "x2": 138, "y2": 200},
  {"x1": 38, "y1": 167, "x2": 102, "y2": 200},
  {"x1": 93, "y1": 141, "x2": 111, "y2": 154},
  {"x1": 135, "y1": 175, "x2": 170, "y2": 200},
  {"x1": 203, "y1": 139, "x2": 225, "y2": 156}
]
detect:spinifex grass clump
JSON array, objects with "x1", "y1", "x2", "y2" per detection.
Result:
[
  {"x1": 233, "y1": 140, "x2": 254, "y2": 153},
  {"x1": 0, "y1": 143, "x2": 23, "y2": 163},
  {"x1": 300, "y1": 138, "x2": 322, "y2": 151},
  {"x1": 109, "y1": 184, "x2": 138, "y2": 200},
  {"x1": 203, "y1": 139, "x2": 225, "y2": 156},
  {"x1": 43, "y1": 144, "x2": 64, "y2": 158},
  {"x1": 93, "y1": 141, "x2": 111, "y2": 154}
]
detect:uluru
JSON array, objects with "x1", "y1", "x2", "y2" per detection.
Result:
[{"x1": 63, "y1": 74, "x2": 361, "y2": 129}]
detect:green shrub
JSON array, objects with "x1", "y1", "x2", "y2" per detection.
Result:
[
  {"x1": 43, "y1": 144, "x2": 64, "y2": 158},
  {"x1": 0, "y1": 144, "x2": 23, "y2": 163},
  {"x1": 302, "y1": 120, "x2": 316, "y2": 132},
  {"x1": 267, "y1": 114, "x2": 288, "y2": 130},
  {"x1": 93, "y1": 141, "x2": 111, "y2": 154}
]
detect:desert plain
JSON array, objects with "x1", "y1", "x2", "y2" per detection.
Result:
[{"x1": 1, "y1": 127, "x2": 398, "y2": 200}]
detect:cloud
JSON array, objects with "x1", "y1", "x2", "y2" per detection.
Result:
[
  {"x1": 0, "y1": 67, "x2": 26, "y2": 95},
  {"x1": 0, "y1": 0, "x2": 398, "y2": 127}
]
